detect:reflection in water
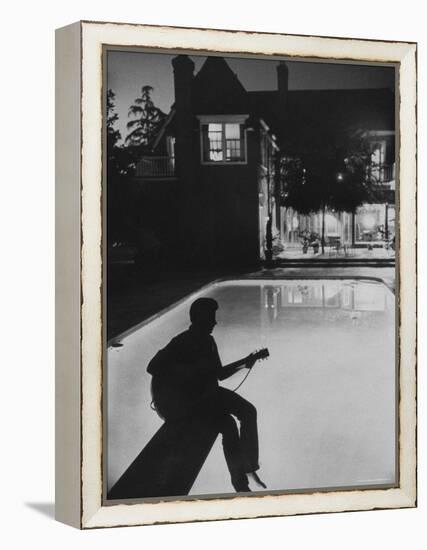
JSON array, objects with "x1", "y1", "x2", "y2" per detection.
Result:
[
  {"x1": 264, "y1": 286, "x2": 280, "y2": 322},
  {"x1": 263, "y1": 281, "x2": 387, "y2": 326},
  {"x1": 265, "y1": 281, "x2": 385, "y2": 311},
  {"x1": 108, "y1": 279, "x2": 395, "y2": 497}
]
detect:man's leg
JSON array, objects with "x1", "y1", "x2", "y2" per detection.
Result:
[
  {"x1": 214, "y1": 413, "x2": 250, "y2": 492},
  {"x1": 215, "y1": 388, "x2": 260, "y2": 474}
]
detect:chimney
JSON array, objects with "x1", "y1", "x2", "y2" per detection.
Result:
[
  {"x1": 172, "y1": 55, "x2": 195, "y2": 186},
  {"x1": 277, "y1": 62, "x2": 289, "y2": 145}
]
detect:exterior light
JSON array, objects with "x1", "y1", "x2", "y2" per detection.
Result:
[
  {"x1": 292, "y1": 215, "x2": 299, "y2": 230},
  {"x1": 336, "y1": 172, "x2": 344, "y2": 182}
]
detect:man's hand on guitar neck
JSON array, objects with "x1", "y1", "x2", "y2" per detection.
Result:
[
  {"x1": 245, "y1": 352, "x2": 258, "y2": 370},
  {"x1": 218, "y1": 349, "x2": 269, "y2": 381},
  {"x1": 243, "y1": 348, "x2": 269, "y2": 370}
]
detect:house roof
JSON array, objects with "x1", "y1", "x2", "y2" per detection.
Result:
[
  {"x1": 288, "y1": 88, "x2": 394, "y2": 132},
  {"x1": 151, "y1": 108, "x2": 176, "y2": 151},
  {"x1": 248, "y1": 87, "x2": 395, "y2": 141},
  {"x1": 192, "y1": 56, "x2": 250, "y2": 115},
  {"x1": 247, "y1": 90, "x2": 281, "y2": 133},
  {"x1": 151, "y1": 57, "x2": 395, "y2": 152}
]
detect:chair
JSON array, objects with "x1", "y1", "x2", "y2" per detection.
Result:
[{"x1": 327, "y1": 236, "x2": 341, "y2": 256}]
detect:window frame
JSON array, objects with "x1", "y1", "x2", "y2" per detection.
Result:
[{"x1": 197, "y1": 114, "x2": 249, "y2": 165}]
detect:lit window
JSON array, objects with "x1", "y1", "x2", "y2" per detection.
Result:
[
  {"x1": 370, "y1": 140, "x2": 386, "y2": 181},
  {"x1": 201, "y1": 122, "x2": 246, "y2": 163}
]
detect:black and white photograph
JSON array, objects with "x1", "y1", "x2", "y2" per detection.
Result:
[
  {"x1": 1, "y1": 0, "x2": 423, "y2": 543},
  {"x1": 104, "y1": 48, "x2": 398, "y2": 502}
]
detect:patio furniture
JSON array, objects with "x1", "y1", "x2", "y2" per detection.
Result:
[{"x1": 327, "y1": 236, "x2": 342, "y2": 256}]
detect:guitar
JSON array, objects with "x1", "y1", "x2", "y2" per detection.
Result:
[
  {"x1": 226, "y1": 348, "x2": 270, "y2": 372},
  {"x1": 149, "y1": 347, "x2": 270, "y2": 420}
]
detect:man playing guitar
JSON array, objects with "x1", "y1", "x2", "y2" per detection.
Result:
[{"x1": 147, "y1": 297, "x2": 268, "y2": 492}]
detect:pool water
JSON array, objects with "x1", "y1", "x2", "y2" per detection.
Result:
[{"x1": 107, "y1": 279, "x2": 396, "y2": 496}]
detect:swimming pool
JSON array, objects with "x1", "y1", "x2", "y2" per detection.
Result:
[{"x1": 107, "y1": 278, "x2": 396, "y2": 497}]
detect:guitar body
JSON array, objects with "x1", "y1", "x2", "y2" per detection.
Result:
[{"x1": 150, "y1": 371, "x2": 193, "y2": 421}]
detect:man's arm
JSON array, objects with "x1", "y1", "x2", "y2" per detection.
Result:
[{"x1": 217, "y1": 355, "x2": 256, "y2": 381}]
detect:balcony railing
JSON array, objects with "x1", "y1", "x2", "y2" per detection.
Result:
[
  {"x1": 380, "y1": 164, "x2": 395, "y2": 183},
  {"x1": 136, "y1": 156, "x2": 175, "y2": 178}
]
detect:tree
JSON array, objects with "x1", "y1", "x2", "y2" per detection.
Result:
[
  {"x1": 106, "y1": 89, "x2": 135, "y2": 243},
  {"x1": 107, "y1": 89, "x2": 126, "y2": 180},
  {"x1": 126, "y1": 85, "x2": 166, "y2": 149},
  {"x1": 107, "y1": 89, "x2": 122, "y2": 148},
  {"x1": 279, "y1": 130, "x2": 379, "y2": 253}
]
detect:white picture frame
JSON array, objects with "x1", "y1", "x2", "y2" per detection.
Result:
[{"x1": 55, "y1": 20, "x2": 417, "y2": 529}]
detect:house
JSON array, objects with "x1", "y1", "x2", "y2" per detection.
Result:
[
  {"x1": 276, "y1": 87, "x2": 396, "y2": 250},
  {"x1": 134, "y1": 54, "x2": 279, "y2": 267},
  {"x1": 133, "y1": 55, "x2": 395, "y2": 266}
]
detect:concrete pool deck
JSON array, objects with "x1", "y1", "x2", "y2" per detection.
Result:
[
  {"x1": 277, "y1": 246, "x2": 395, "y2": 261},
  {"x1": 107, "y1": 265, "x2": 395, "y2": 341}
]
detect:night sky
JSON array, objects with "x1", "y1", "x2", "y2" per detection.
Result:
[{"x1": 107, "y1": 50, "x2": 395, "y2": 143}]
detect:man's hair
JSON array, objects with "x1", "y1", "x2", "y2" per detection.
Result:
[{"x1": 189, "y1": 297, "x2": 218, "y2": 323}]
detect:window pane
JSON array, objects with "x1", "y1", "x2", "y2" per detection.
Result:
[
  {"x1": 201, "y1": 125, "x2": 210, "y2": 161},
  {"x1": 371, "y1": 140, "x2": 385, "y2": 181},
  {"x1": 226, "y1": 124, "x2": 243, "y2": 160},
  {"x1": 210, "y1": 148, "x2": 224, "y2": 161},
  {"x1": 208, "y1": 124, "x2": 223, "y2": 161},
  {"x1": 226, "y1": 139, "x2": 241, "y2": 160},
  {"x1": 225, "y1": 123, "x2": 240, "y2": 139},
  {"x1": 209, "y1": 135, "x2": 223, "y2": 161}
]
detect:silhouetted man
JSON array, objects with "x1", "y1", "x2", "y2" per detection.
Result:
[{"x1": 147, "y1": 297, "x2": 266, "y2": 492}]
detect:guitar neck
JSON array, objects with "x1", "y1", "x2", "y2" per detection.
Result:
[
  {"x1": 229, "y1": 355, "x2": 259, "y2": 370},
  {"x1": 235, "y1": 358, "x2": 249, "y2": 370},
  {"x1": 226, "y1": 357, "x2": 249, "y2": 371},
  {"x1": 225, "y1": 349, "x2": 268, "y2": 372}
]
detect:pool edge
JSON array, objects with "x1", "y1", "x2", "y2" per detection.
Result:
[{"x1": 107, "y1": 274, "x2": 395, "y2": 347}]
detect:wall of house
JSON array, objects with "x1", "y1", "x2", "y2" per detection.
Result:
[
  {"x1": 191, "y1": 128, "x2": 261, "y2": 267},
  {"x1": 128, "y1": 126, "x2": 263, "y2": 269},
  {"x1": 126, "y1": 179, "x2": 182, "y2": 263}
]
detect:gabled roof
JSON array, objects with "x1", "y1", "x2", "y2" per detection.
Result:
[
  {"x1": 192, "y1": 56, "x2": 250, "y2": 115},
  {"x1": 151, "y1": 108, "x2": 176, "y2": 151}
]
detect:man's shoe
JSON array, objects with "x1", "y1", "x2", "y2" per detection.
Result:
[
  {"x1": 247, "y1": 471, "x2": 267, "y2": 489},
  {"x1": 231, "y1": 474, "x2": 251, "y2": 492}
]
